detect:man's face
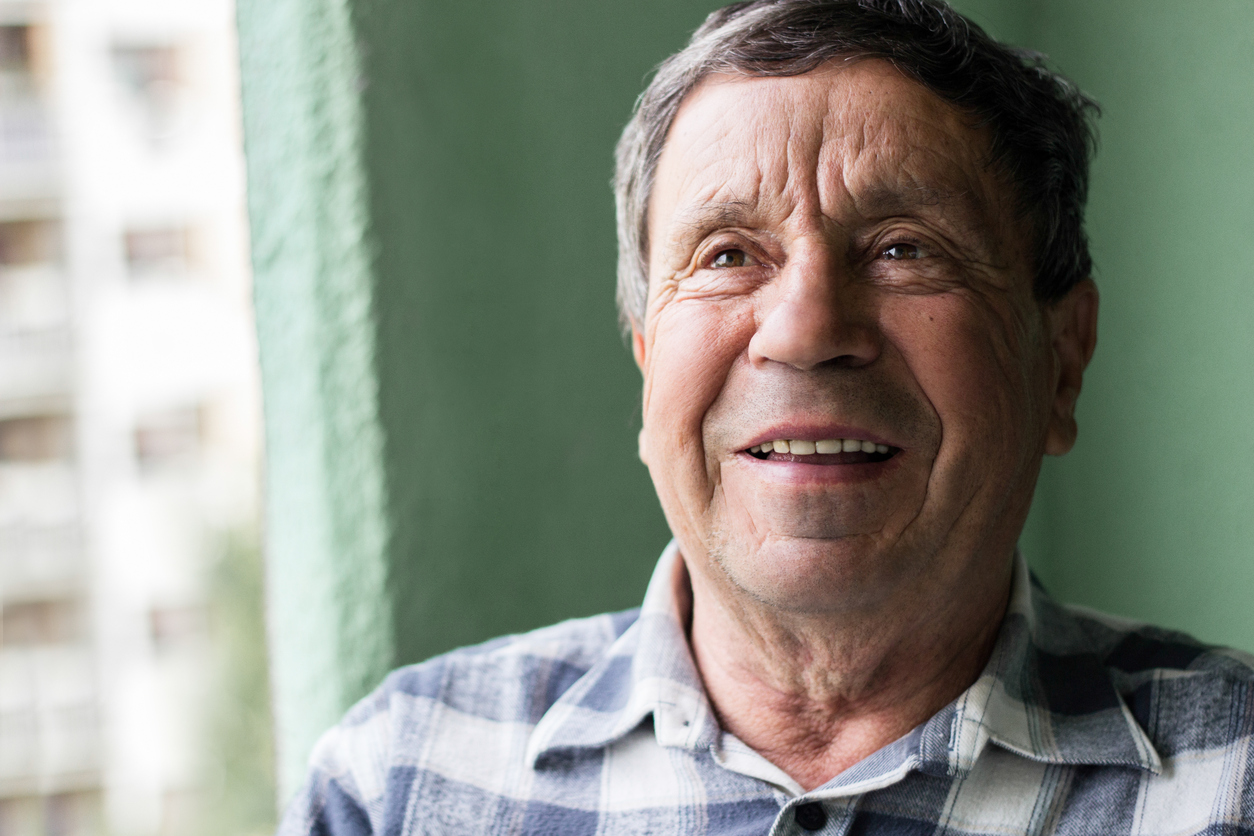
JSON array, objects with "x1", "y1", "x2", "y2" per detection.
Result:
[{"x1": 635, "y1": 60, "x2": 1085, "y2": 615}]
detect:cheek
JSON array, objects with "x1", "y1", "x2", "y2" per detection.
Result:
[
  {"x1": 640, "y1": 301, "x2": 755, "y2": 539},
  {"x1": 641, "y1": 301, "x2": 754, "y2": 439},
  {"x1": 884, "y1": 295, "x2": 1043, "y2": 456}
]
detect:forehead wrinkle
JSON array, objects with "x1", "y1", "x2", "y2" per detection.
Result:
[
  {"x1": 652, "y1": 155, "x2": 754, "y2": 269},
  {"x1": 817, "y1": 142, "x2": 1004, "y2": 254},
  {"x1": 809, "y1": 72, "x2": 1000, "y2": 228},
  {"x1": 849, "y1": 184, "x2": 979, "y2": 229},
  {"x1": 652, "y1": 62, "x2": 1020, "y2": 272},
  {"x1": 847, "y1": 134, "x2": 1008, "y2": 245},
  {"x1": 655, "y1": 72, "x2": 846, "y2": 253},
  {"x1": 765, "y1": 80, "x2": 834, "y2": 229}
]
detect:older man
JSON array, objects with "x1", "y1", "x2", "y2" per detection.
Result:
[{"x1": 280, "y1": 1, "x2": 1254, "y2": 834}]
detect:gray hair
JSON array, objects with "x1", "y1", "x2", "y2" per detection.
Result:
[{"x1": 613, "y1": 0, "x2": 1099, "y2": 335}]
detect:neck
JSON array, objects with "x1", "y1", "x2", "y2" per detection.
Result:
[{"x1": 685, "y1": 552, "x2": 1012, "y2": 791}]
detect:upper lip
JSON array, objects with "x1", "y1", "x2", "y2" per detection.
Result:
[{"x1": 741, "y1": 423, "x2": 897, "y2": 451}]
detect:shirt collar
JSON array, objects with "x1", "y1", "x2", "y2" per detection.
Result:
[
  {"x1": 527, "y1": 541, "x2": 1161, "y2": 778},
  {"x1": 926, "y1": 553, "x2": 1162, "y2": 777},
  {"x1": 526, "y1": 541, "x2": 716, "y2": 767}
]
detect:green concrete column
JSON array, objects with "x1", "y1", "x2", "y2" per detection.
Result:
[{"x1": 236, "y1": 0, "x2": 394, "y2": 802}]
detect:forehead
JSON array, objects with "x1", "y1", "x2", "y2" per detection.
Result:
[{"x1": 649, "y1": 60, "x2": 1009, "y2": 244}]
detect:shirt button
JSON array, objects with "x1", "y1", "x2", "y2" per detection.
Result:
[{"x1": 794, "y1": 802, "x2": 827, "y2": 831}]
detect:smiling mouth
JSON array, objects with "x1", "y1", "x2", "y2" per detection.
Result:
[{"x1": 745, "y1": 438, "x2": 897, "y2": 464}]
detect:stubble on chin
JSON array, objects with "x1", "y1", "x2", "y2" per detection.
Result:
[
  {"x1": 693, "y1": 367, "x2": 941, "y2": 615},
  {"x1": 701, "y1": 522, "x2": 924, "y2": 617}
]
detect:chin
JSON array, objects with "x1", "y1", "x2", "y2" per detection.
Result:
[{"x1": 709, "y1": 531, "x2": 907, "y2": 615}]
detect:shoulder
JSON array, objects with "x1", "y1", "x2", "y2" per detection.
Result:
[
  {"x1": 1051, "y1": 599, "x2": 1254, "y2": 682},
  {"x1": 1049, "y1": 598, "x2": 1254, "y2": 747},
  {"x1": 352, "y1": 607, "x2": 639, "y2": 731},
  {"x1": 278, "y1": 609, "x2": 639, "y2": 835},
  {"x1": 1037, "y1": 603, "x2": 1254, "y2": 830}
]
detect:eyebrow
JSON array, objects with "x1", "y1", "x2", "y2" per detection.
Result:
[
  {"x1": 664, "y1": 185, "x2": 986, "y2": 249},
  {"x1": 672, "y1": 199, "x2": 760, "y2": 238},
  {"x1": 855, "y1": 185, "x2": 995, "y2": 246},
  {"x1": 854, "y1": 185, "x2": 969, "y2": 216}
]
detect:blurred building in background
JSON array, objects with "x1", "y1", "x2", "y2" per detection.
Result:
[{"x1": 0, "y1": 0, "x2": 266, "y2": 834}]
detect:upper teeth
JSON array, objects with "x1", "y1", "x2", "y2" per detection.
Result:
[{"x1": 751, "y1": 439, "x2": 889, "y2": 455}]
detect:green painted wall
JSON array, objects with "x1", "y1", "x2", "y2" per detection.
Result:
[
  {"x1": 951, "y1": 0, "x2": 1254, "y2": 655},
  {"x1": 1022, "y1": 0, "x2": 1254, "y2": 649},
  {"x1": 351, "y1": 0, "x2": 723, "y2": 671},
  {"x1": 948, "y1": 0, "x2": 1029, "y2": 44},
  {"x1": 238, "y1": 0, "x2": 1254, "y2": 803}
]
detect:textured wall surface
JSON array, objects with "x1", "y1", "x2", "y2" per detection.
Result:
[
  {"x1": 236, "y1": 0, "x2": 395, "y2": 800},
  {"x1": 238, "y1": 0, "x2": 1254, "y2": 802}
]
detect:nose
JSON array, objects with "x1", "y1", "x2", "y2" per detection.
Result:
[{"x1": 748, "y1": 241, "x2": 881, "y2": 371}]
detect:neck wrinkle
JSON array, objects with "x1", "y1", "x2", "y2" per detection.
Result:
[{"x1": 683, "y1": 548, "x2": 1012, "y2": 791}]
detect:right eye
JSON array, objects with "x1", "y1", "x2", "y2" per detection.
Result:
[
  {"x1": 881, "y1": 242, "x2": 926, "y2": 260},
  {"x1": 711, "y1": 249, "x2": 749, "y2": 268}
]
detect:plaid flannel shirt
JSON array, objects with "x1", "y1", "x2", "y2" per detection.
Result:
[{"x1": 280, "y1": 542, "x2": 1254, "y2": 835}]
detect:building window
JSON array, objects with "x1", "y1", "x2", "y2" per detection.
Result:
[
  {"x1": 0, "y1": 26, "x2": 31, "y2": 75},
  {"x1": 0, "y1": 415, "x2": 73, "y2": 463},
  {"x1": 111, "y1": 44, "x2": 189, "y2": 147},
  {"x1": 133, "y1": 406, "x2": 201, "y2": 471},
  {"x1": 0, "y1": 220, "x2": 57, "y2": 267},
  {"x1": 148, "y1": 605, "x2": 207, "y2": 654},
  {"x1": 124, "y1": 226, "x2": 191, "y2": 280},
  {"x1": 0, "y1": 598, "x2": 82, "y2": 646},
  {"x1": 0, "y1": 220, "x2": 64, "y2": 329},
  {"x1": 0, "y1": 791, "x2": 103, "y2": 836}
]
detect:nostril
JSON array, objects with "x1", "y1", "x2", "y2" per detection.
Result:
[{"x1": 749, "y1": 304, "x2": 881, "y2": 373}]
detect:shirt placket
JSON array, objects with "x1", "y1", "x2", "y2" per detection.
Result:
[{"x1": 769, "y1": 796, "x2": 857, "y2": 836}]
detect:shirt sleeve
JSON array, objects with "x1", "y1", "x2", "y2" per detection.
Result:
[
  {"x1": 274, "y1": 662, "x2": 436, "y2": 836},
  {"x1": 275, "y1": 703, "x2": 395, "y2": 836},
  {"x1": 277, "y1": 769, "x2": 374, "y2": 836}
]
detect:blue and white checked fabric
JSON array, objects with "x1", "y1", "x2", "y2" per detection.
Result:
[{"x1": 279, "y1": 542, "x2": 1254, "y2": 835}]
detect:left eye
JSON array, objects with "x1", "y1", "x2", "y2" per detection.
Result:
[
  {"x1": 882, "y1": 243, "x2": 924, "y2": 260},
  {"x1": 711, "y1": 249, "x2": 749, "y2": 268}
]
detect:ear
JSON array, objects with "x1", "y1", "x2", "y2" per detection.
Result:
[
  {"x1": 630, "y1": 324, "x2": 649, "y2": 465},
  {"x1": 1044, "y1": 278, "x2": 1099, "y2": 456},
  {"x1": 631, "y1": 324, "x2": 646, "y2": 371}
]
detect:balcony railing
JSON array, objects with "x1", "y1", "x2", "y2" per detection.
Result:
[
  {"x1": 0, "y1": 522, "x2": 83, "y2": 602},
  {"x1": 0, "y1": 646, "x2": 100, "y2": 796},
  {"x1": 0, "y1": 88, "x2": 59, "y2": 204},
  {"x1": 0, "y1": 325, "x2": 72, "y2": 403},
  {"x1": 0, "y1": 462, "x2": 78, "y2": 525}
]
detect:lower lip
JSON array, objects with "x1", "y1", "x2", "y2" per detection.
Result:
[{"x1": 735, "y1": 450, "x2": 901, "y2": 485}]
